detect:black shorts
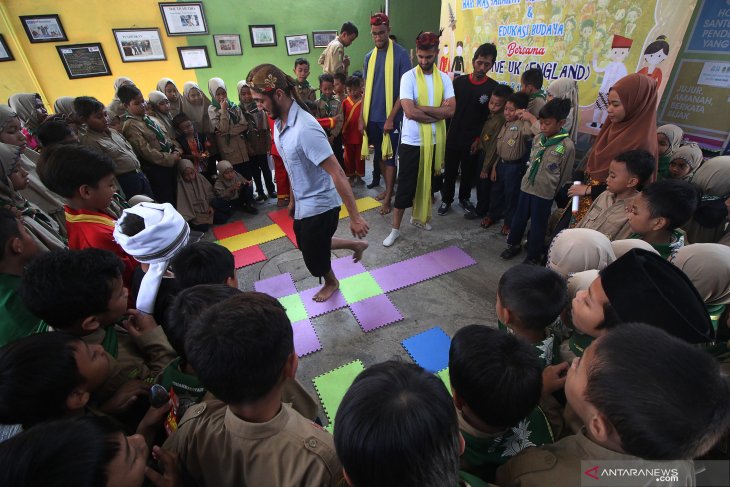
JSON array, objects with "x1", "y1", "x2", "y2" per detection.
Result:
[
  {"x1": 293, "y1": 206, "x2": 340, "y2": 277},
  {"x1": 394, "y1": 143, "x2": 428, "y2": 210}
]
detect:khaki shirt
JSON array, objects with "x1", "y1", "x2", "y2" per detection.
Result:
[
  {"x1": 208, "y1": 105, "x2": 250, "y2": 164},
  {"x1": 121, "y1": 115, "x2": 179, "y2": 168},
  {"x1": 480, "y1": 113, "x2": 506, "y2": 173},
  {"x1": 520, "y1": 134, "x2": 575, "y2": 200},
  {"x1": 527, "y1": 97, "x2": 546, "y2": 118},
  {"x1": 576, "y1": 190, "x2": 635, "y2": 241},
  {"x1": 296, "y1": 85, "x2": 318, "y2": 103},
  {"x1": 316, "y1": 97, "x2": 344, "y2": 137},
  {"x1": 80, "y1": 128, "x2": 141, "y2": 175},
  {"x1": 318, "y1": 38, "x2": 347, "y2": 74},
  {"x1": 496, "y1": 430, "x2": 696, "y2": 487},
  {"x1": 496, "y1": 120, "x2": 533, "y2": 162},
  {"x1": 83, "y1": 325, "x2": 177, "y2": 401},
  {"x1": 164, "y1": 399, "x2": 344, "y2": 487}
]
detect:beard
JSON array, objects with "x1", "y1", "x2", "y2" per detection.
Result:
[{"x1": 419, "y1": 60, "x2": 436, "y2": 72}]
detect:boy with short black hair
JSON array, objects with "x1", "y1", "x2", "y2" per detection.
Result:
[
  {"x1": 0, "y1": 208, "x2": 45, "y2": 347},
  {"x1": 497, "y1": 324, "x2": 730, "y2": 486},
  {"x1": 20, "y1": 248, "x2": 176, "y2": 401},
  {"x1": 164, "y1": 292, "x2": 340, "y2": 486},
  {"x1": 576, "y1": 149, "x2": 654, "y2": 240},
  {"x1": 37, "y1": 119, "x2": 78, "y2": 147},
  {"x1": 294, "y1": 58, "x2": 317, "y2": 102},
  {"x1": 450, "y1": 325, "x2": 553, "y2": 483},
  {"x1": 497, "y1": 265, "x2": 567, "y2": 366},
  {"x1": 627, "y1": 179, "x2": 698, "y2": 259},
  {"x1": 333, "y1": 72, "x2": 347, "y2": 101},
  {"x1": 118, "y1": 84, "x2": 182, "y2": 205},
  {"x1": 488, "y1": 92, "x2": 532, "y2": 235},
  {"x1": 170, "y1": 241, "x2": 236, "y2": 290},
  {"x1": 316, "y1": 73, "x2": 344, "y2": 166},
  {"x1": 75, "y1": 96, "x2": 154, "y2": 200},
  {"x1": 521, "y1": 67, "x2": 546, "y2": 118},
  {"x1": 502, "y1": 98, "x2": 575, "y2": 264},
  {"x1": 40, "y1": 144, "x2": 138, "y2": 286},
  {"x1": 334, "y1": 360, "x2": 491, "y2": 487}
]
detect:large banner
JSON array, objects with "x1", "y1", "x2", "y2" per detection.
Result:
[{"x1": 439, "y1": 0, "x2": 696, "y2": 135}]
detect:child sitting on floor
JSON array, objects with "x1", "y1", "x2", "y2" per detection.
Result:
[
  {"x1": 172, "y1": 112, "x2": 211, "y2": 182},
  {"x1": 176, "y1": 159, "x2": 215, "y2": 232},
  {"x1": 668, "y1": 142, "x2": 703, "y2": 181},
  {"x1": 657, "y1": 124, "x2": 683, "y2": 179},
  {"x1": 213, "y1": 159, "x2": 257, "y2": 220}
]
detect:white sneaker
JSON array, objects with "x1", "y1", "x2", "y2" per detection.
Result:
[
  {"x1": 383, "y1": 229, "x2": 400, "y2": 247},
  {"x1": 409, "y1": 217, "x2": 432, "y2": 231}
]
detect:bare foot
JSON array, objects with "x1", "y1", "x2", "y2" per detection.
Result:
[
  {"x1": 352, "y1": 240, "x2": 369, "y2": 262},
  {"x1": 375, "y1": 191, "x2": 386, "y2": 201},
  {"x1": 379, "y1": 203, "x2": 392, "y2": 215},
  {"x1": 313, "y1": 280, "x2": 339, "y2": 302}
]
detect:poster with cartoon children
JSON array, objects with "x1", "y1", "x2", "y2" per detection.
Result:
[
  {"x1": 637, "y1": 35, "x2": 670, "y2": 89},
  {"x1": 453, "y1": 41, "x2": 465, "y2": 75},
  {"x1": 591, "y1": 34, "x2": 633, "y2": 128}
]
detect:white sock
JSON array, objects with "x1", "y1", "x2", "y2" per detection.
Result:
[{"x1": 383, "y1": 229, "x2": 400, "y2": 247}]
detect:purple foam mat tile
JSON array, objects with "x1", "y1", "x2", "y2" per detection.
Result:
[
  {"x1": 292, "y1": 319, "x2": 321, "y2": 356},
  {"x1": 254, "y1": 273, "x2": 297, "y2": 299},
  {"x1": 370, "y1": 256, "x2": 444, "y2": 292},
  {"x1": 300, "y1": 286, "x2": 349, "y2": 318},
  {"x1": 331, "y1": 255, "x2": 367, "y2": 279},
  {"x1": 423, "y1": 246, "x2": 477, "y2": 273},
  {"x1": 349, "y1": 294, "x2": 403, "y2": 332}
]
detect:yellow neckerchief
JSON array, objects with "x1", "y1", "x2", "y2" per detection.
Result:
[
  {"x1": 65, "y1": 210, "x2": 116, "y2": 227},
  {"x1": 343, "y1": 97, "x2": 362, "y2": 132},
  {"x1": 361, "y1": 39, "x2": 394, "y2": 161},
  {"x1": 412, "y1": 65, "x2": 446, "y2": 224}
]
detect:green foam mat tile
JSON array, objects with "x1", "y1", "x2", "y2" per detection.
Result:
[
  {"x1": 277, "y1": 293, "x2": 308, "y2": 323},
  {"x1": 312, "y1": 360, "x2": 365, "y2": 430},
  {"x1": 436, "y1": 368, "x2": 452, "y2": 396},
  {"x1": 338, "y1": 272, "x2": 383, "y2": 304}
]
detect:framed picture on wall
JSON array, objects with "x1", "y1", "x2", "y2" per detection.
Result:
[
  {"x1": 178, "y1": 46, "x2": 210, "y2": 69},
  {"x1": 19, "y1": 14, "x2": 68, "y2": 43},
  {"x1": 285, "y1": 34, "x2": 309, "y2": 56},
  {"x1": 249, "y1": 25, "x2": 277, "y2": 47},
  {"x1": 56, "y1": 43, "x2": 111, "y2": 79},
  {"x1": 113, "y1": 28, "x2": 166, "y2": 62},
  {"x1": 213, "y1": 34, "x2": 242, "y2": 56},
  {"x1": 312, "y1": 30, "x2": 337, "y2": 48},
  {"x1": 0, "y1": 35, "x2": 14, "y2": 62},
  {"x1": 159, "y1": 2, "x2": 208, "y2": 36}
]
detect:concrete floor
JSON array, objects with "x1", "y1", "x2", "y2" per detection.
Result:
[{"x1": 226, "y1": 163, "x2": 516, "y2": 424}]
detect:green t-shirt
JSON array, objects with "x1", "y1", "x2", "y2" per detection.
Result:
[
  {"x1": 0, "y1": 273, "x2": 48, "y2": 347},
  {"x1": 497, "y1": 320, "x2": 561, "y2": 367},
  {"x1": 157, "y1": 357, "x2": 206, "y2": 420}
]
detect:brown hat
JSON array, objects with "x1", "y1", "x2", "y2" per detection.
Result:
[{"x1": 245, "y1": 64, "x2": 295, "y2": 94}]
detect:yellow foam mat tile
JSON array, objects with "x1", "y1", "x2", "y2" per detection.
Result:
[
  {"x1": 217, "y1": 224, "x2": 286, "y2": 252},
  {"x1": 339, "y1": 197, "x2": 381, "y2": 219}
]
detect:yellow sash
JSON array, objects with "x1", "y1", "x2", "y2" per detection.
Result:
[
  {"x1": 412, "y1": 66, "x2": 446, "y2": 224},
  {"x1": 343, "y1": 98, "x2": 362, "y2": 132},
  {"x1": 361, "y1": 40, "x2": 394, "y2": 160}
]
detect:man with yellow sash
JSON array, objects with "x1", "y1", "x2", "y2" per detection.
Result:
[
  {"x1": 359, "y1": 13, "x2": 412, "y2": 215},
  {"x1": 383, "y1": 32, "x2": 455, "y2": 247}
]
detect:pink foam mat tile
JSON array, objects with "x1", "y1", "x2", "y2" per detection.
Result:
[
  {"x1": 349, "y1": 294, "x2": 403, "y2": 332},
  {"x1": 292, "y1": 319, "x2": 321, "y2": 356},
  {"x1": 254, "y1": 272, "x2": 297, "y2": 298},
  {"x1": 212, "y1": 221, "x2": 248, "y2": 240},
  {"x1": 232, "y1": 247, "x2": 267, "y2": 268}
]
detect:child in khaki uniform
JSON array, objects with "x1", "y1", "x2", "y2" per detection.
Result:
[
  {"x1": 163, "y1": 292, "x2": 342, "y2": 486},
  {"x1": 502, "y1": 99, "x2": 575, "y2": 264},
  {"x1": 293, "y1": 58, "x2": 317, "y2": 102},
  {"x1": 496, "y1": 324, "x2": 730, "y2": 487},
  {"x1": 315, "y1": 74, "x2": 344, "y2": 169},
  {"x1": 521, "y1": 68, "x2": 546, "y2": 118}
]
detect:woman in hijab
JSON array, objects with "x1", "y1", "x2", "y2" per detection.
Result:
[
  {"x1": 147, "y1": 91, "x2": 175, "y2": 138},
  {"x1": 52, "y1": 96, "x2": 80, "y2": 133},
  {"x1": 683, "y1": 156, "x2": 730, "y2": 244},
  {"x1": 546, "y1": 228, "x2": 616, "y2": 278},
  {"x1": 668, "y1": 142, "x2": 703, "y2": 181},
  {"x1": 8, "y1": 93, "x2": 47, "y2": 151},
  {"x1": 157, "y1": 78, "x2": 183, "y2": 117},
  {"x1": 656, "y1": 124, "x2": 683, "y2": 179},
  {"x1": 207, "y1": 78, "x2": 250, "y2": 178},
  {"x1": 106, "y1": 76, "x2": 135, "y2": 118}
]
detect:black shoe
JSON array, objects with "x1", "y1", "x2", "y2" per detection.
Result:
[
  {"x1": 500, "y1": 245, "x2": 522, "y2": 260},
  {"x1": 243, "y1": 204, "x2": 259, "y2": 215},
  {"x1": 269, "y1": 191, "x2": 277, "y2": 199},
  {"x1": 459, "y1": 199, "x2": 476, "y2": 213},
  {"x1": 255, "y1": 194, "x2": 266, "y2": 202},
  {"x1": 437, "y1": 202, "x2": 451, "y2": 216},
  {"x1": 366, "y1": 180, "x2": 380, "y2": 189},
  {"x1": 523, "y1": 256, "x2": 541, "y2": 265},
  {"x1": 464, "y1": 210, "x2": 481, "y2": 220}
]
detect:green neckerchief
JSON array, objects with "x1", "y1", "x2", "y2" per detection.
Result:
[
  {"x1": 658, "y1": 153, "x2": 672, "y2": 179},
  {"x1": 628, "y1": 230, "x2": 684, "y2": 260},
  {"x1": 707, "y1": 304, "x2": 725, "y2": 332},
  {"x1": 211, "y1": 99, "x2": 240, "y2": 124},
  {"x1": 527, "y1": 129, "x2": 568, "y2": 185},
  {"x1": 242, "y1": 101, "x2": 257, "y2": 113},
  {"x1": 319, "y1": 95, "x2": 335, "y2": 117},
  {"x1": 569, "y1": 331, "x2": 595, "y2": 357},
  {"x1": 296, "y1": 80, "x2": 311, "y2": 90},
  {"x1": 530, "y1": 89, "x2": 546, "y2": 100},
  {"x1": 101, "y1": 326, "x2": 119, "y2": 358},
  {"x1": 124, "y1": 112, "x2": 172, "y2": 153}
]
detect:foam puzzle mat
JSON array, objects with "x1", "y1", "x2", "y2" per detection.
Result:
[
  {"x1": 312, "y1": 360, "x2": 365, "y2": 432},
  {"x1": 401, "y1": 326, "x2": 451, "y2": 373}
]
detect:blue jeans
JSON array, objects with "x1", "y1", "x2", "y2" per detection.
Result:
[
  {"x1": 488, "y1": 161, "x2": 526, "y2": 227},
  {"x1": 507, "y1": 192, "x2": 553, "y2": 260}
]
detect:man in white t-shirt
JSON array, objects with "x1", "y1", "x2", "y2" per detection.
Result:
[{"x1": 383, "y1": 32, "x2": 455, "y2": 247}]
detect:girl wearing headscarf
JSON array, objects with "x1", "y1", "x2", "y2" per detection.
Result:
[
  {"x1": 568, "y1": 73, "x2": 658, "y2": 221},
  {"x1": 656, "y1": 124, "x2": 683, "y2": 179},
  {"x1": 147, "y1": 91, "x2": 175, "y2": 138},
  {"x1": 8, "y1": 93, "x2": 48, "y2": 151},
  {"x1": 207, "y1": 78, "x2": 251, "y2": 180},
  {"x1": 668, "y1": 142, "x2": 703, "y2": 181},
  {"x1": 683, "y1": 156, "x2": 730, "y2": 244},
  {"x1": 546, "y1": 228, "x2": 616, "y2": 278},
  {"x1": 176, "y1": 158, "x2": 214, "y2": 232},
  {"x1": 0, "y1": 105, "x2": 67, "y2": 234},
  {"x1": 181, "y1": 81, "x2": 211, "y2": 134},
  {"x1": 0, "y1": 143, "x2": 66, "y2": 251},
  {"x1": 156, "y1": 78, "x2": 183, "y2": 117},
  {"x1": 106, "y1": 76, "x2": 135, "y2": 118}
]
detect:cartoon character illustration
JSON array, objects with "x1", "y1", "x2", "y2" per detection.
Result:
[
  {"x1": 439, "y1": 44, "x2": 450, "y2": 72},
  {"x1": 625, "y1": 6, "x2": 642, "y2": 38},
  {"x1": 609, "y1": 7, "x2": 627, "y2": 34},
  {"x1": 578, "y1": 19, "x2": 595, "y2": 53},
  {"x1": 591, "y1": 34, "x2": 633, "y2": 128},
  {"x1": 637, "y1": 35, "x2": 669, "y2": 89},
  {"x1": 453, "y1": 40, "x2": 465, "y2": 76},
  {"x1": 564, "y1": 16, "x2": 577, "y2": 45}
]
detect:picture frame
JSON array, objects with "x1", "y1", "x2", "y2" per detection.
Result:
[
  {"x1": 19, "y1": 14, "x2": 67, "y2": 43},
  {"x1": 159, "y1": 2, "x2": 208, "y2": 36},
  {"x1": 177, "y1": 45, "x2": 210, "y2": 69},
  {"x1": 213, "y1": 34, "x2": 242, "y2": 56},
  {"x1": 0, "y1": 34, "x2": 14, "y2": 62},
  {"x1": 249, "y1": 25, "x2": 277, "y2": 47},
  {"x1": 113, "y1": 28, "x2": 166, "y2": 63},
  {"x1": 56, "y1": 43, "x2": 111, "y2": 79},
  {"x1": 285, "y1": 34, "x2": 310, "y2": 56},
  {"x1": 312, "y1": 30, "x2": 337, "y2": 48}
]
